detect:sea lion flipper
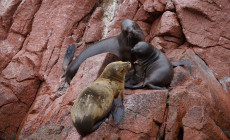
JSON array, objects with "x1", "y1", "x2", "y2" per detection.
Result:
[
  {"x1": 63, "y1": 44, "x2": 76, "y2": 71},
  {"x1": 129, "y1": 75, "x2": 143, "y2": 85},
  {"x1": 171, "y1": 61, "x2": 194, "y2": 76},
  {"x1": 91, "y1": 118, "x2": 107, "y2": 132},
  {"x1": 171, "y1": 61, "x2": 193, "y2": 67},
  {"x1": 147, "y1": 84, "x2": 168, "y2": 90},
  {"x1": 186, "y1": 65, "x2": 194, "y2": 77},
  {"x1": 125, "y1": 83, "x2": 144, "y2": 89},
  {"x1": 125, "y1": 73, "x2": 144, "y2": 86},
  {"x1": 111, "y1": 98, "x2": 124, "y2": 125}
]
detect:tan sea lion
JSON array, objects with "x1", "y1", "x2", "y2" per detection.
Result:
[
  {"x1": 63, "y1": 19, "x2": 144, "y2": 84},
  {"x1": 71, "y1": 61, "x2": 131, "y2": 137}
]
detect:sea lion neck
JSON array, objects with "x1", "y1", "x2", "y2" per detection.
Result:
[
  {"x1": 99, "y1": 72, "x2": 124, "y2": 83},
  {"x1": 138, "y1": 47, "x2": 160, "y2": 68},
  {"x1": 118, "y1": 32, "x2": 138, "y2": 47},
  {"x1": 99, "y1": 66, "x2": 125, "y2": 83}
]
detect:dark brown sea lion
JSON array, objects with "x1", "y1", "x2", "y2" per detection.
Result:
[
  {"x1": 71, "y1": 61, "x2": 131, "y2": 137},
  {"x1": 125, "y1": 42, "x2": 193, "y2": 90},
  {"x1": 125, "y1": 41, "x2": 173, "y2": 90},
  {"x1": 63, "y1": 19, "x2": 144, "y2": 84}
]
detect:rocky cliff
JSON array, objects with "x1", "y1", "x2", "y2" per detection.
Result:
[{"x1": 0, "y1": 0, "x2": 230, "y2": 139}]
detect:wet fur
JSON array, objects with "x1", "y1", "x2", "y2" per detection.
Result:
[{"x1": 71, "y1": 61, "x2": 131, "y2": 136}]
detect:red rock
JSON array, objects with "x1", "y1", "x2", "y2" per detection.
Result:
[
  {"x1": 164, "y1": 36, "x2": 184, "y2": 45},
  {"x1": 10, "y1": 0, "x2": 42, "y2": 35},
  {"x1": 0, "y1": 32, "x2": 25, "y2": 72},
  {"x1": 0, "y1": 84, "x2": 18, "y2": 107},
  {"x1": 143, "y1": 0, "x2": 166, "y2": 13},
  {"x1": 136, "y1": 21, "x2": 151, "y2": 42},
  {"x1": 150, "y1": 37, "x2": 179, "y2": 52},
  {"x1": 138, "y1": 0, "x2": 145, "y2": 5},
  {"x1": 65, "y1": 16, "x2": 90, "y2": 57},
  {"x1": 0, "y1": 0, "x2": 22, "y2": 41},
  {"x1": 133, "y1": 6, "x2": 155, "y2": 23},
  {"x1": 0, "y1": 0, "x2": 98, "y2": 139},
  {"x1": 72, "y1": 16, "x2": 89, "y2": 43},
  {"x1": 170, "y1": 66, "x2": 189, "y2": 88},
  {"x1": 149, "y1": 11, "x2": 184, "y2": 52},
  {"x1": 0, "y1": 102, "x2": 28, "y2": 139},
  {"x1": 17, "y1": 94, "x2": 54, "y2": 138},
  {"x1": 150, "y1": 11, "x2": 183, "y2": 38},
  {"x1": 173, "y1": 0, "x2": 230, "y2": 48},
  {"x1": 165, "y1": 0, "x2": 175, "y2": 11},
  {"x1": 1, "y1": 0, "x2": 230, "y2": 139},
  {"x1": 182, "y1": 106, "x2": 229, "y2": 140},
  {"x1": 106, "y1": 0, "x2": 139, "y2": 37},
  {"x1": 183, "y1": 126, "x2": 209, "y2": 140},
  {"x1": 193, "y1": 47, "x2": 230, "y2": 80},
  {"x1": 194, "y1": 46, "x2": 230, "y2": 94},
  {"x1": 83, "y1": 7, "x2": 104, "y2": 43},
  {"x1": 165, "y1": 49, "x2": 230, "y2": 139}
]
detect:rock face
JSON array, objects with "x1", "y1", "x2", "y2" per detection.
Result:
[{"x1": 0, "y1": 0, "x2": 230, "y2": 139}]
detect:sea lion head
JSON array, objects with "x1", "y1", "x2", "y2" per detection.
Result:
[
  {"x1": 121, "y1": 19, "x2": 145, "y2": 45},
  {"x1": 99, "y1": 61, "x2": 132, "y2": 82},
  {"x1": 131, "y1": 41, "x2": 154, "y2": 60}
]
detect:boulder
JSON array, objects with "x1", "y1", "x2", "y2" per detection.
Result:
[
  {"x1": 173, "y1": 0, "x2": 230, "y2": 48},
  {"x1": 150, "y1": 11, "x2": 183, "y2": 38},
  {"x1": 0, "y1": 0, "x2": 97, "y2": 139},
  {"x1": 83, "y1": 7, "x2": 104, "y2": 43}
]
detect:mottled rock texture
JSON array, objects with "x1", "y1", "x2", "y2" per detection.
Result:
[{"x1": 0, "y1": 0, "x2": 229, "y2": 139}]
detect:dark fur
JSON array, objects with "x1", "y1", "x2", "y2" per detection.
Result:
[
  {"x1": 126, "y1": 42, "x2": 174, "y2": 90},
  {"x1": 63, "y1": 19, "x2": 144, "y2": 84}
]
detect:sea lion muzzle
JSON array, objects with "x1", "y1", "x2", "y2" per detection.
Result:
[{"x1": 131, "y1": 49, "x2": 135, "y2": 53}]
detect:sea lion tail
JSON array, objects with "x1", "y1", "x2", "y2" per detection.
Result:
[
  {"x1": 171, "y1": 61, "x2": 194, "y2": 76},
  {"x1": 62, "y1": 44, "x2": 76, "y2": 71},
  {"x1": 75, "y1": 116, "x2": 94, "y2": 137}
]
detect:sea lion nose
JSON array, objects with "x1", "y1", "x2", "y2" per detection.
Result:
[
  {"x1": 131, "y1": 49, "x2": 135, "y2": 53},
  {"x1": 127, "y1": 27, "x2": 133, "y2": 33}
]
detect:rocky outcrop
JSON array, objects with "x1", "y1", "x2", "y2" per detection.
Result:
[
  {"x1": 150, "y1": 11, "x2": 184, "y2": 52},
  {"x1": 0, "y1": 0, "x2": 229, "y2": 139},
  {"x1": 0, "y1": 0, "x2": 97, "y2": 139}
]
